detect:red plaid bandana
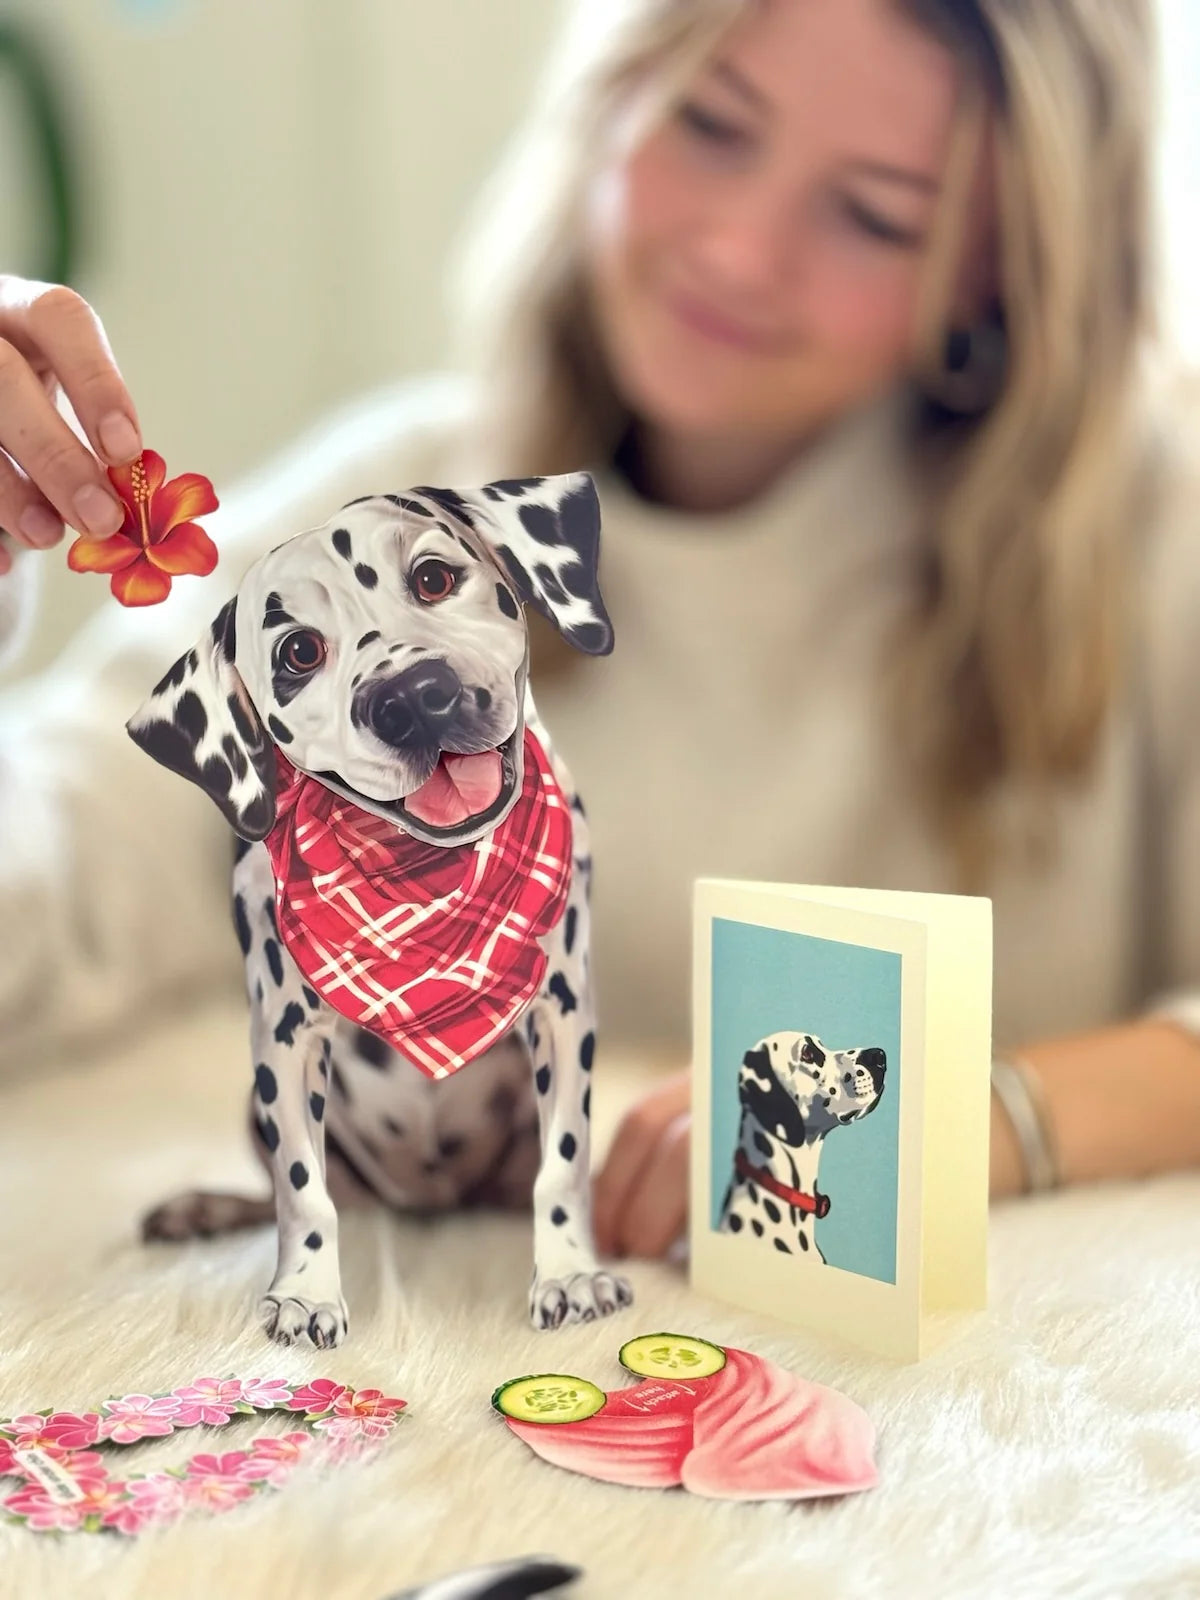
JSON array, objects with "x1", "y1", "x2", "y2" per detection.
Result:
[{"x1": 261, "y1": 730, "x2": 572, "y2": 1078}]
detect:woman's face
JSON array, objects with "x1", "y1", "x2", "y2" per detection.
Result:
[{"x1": 586, "y1": 0, "x2": 996, "y2": 444}]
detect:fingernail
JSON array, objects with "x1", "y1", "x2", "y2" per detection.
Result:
[
  {"x1": 74, "y1": 484, "x2": 123, "y2": 538},
  {"x1": 99, "y1": 411, "x2": 140, "y2": 463},
  {"x1": 18, "y1": 504, "x2": 64, "y2": 548}
]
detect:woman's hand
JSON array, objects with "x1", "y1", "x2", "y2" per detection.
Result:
[
  {"x1": 0, "y1": 276, "x2": 141, "y2": 576},
  {"x1": 592, "y1": 1068, "x2": 691, "y2": 1259}
]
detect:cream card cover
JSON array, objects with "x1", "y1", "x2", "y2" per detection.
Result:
[{"x1": 691, "y1": 879, "x2": 992, "y2": 1363}]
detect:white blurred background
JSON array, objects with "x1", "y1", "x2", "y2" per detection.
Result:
[{"x1": 0, "y1": 0, "x2": 1195, "y2": 684}]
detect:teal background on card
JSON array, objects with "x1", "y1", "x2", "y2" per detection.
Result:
[{"x1": 709, "y1": 916, "x2": 901, "y2": 1283}]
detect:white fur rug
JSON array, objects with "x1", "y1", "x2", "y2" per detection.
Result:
[{"x1": 2, "y1": 999, "x2": 1199, "y2": 1600}]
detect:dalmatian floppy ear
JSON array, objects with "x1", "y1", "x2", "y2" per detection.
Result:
[
  {"x1": 739, "y1": 1044, "x2": 807, "y2": 1147},
  {"x1": 413, "y1": 473, "x2": 614, "y2": 656},
  {"x1": 126, "y1": 597, "x2": 277, "y2": 840}
]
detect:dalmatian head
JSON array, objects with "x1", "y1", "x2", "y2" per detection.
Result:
[
  {"x1": 127, "y1": 473, "x2": 611, "y2": 847},
  {"x1": 739, "y1": 1031, "x2": 886, "y2": 1148}
]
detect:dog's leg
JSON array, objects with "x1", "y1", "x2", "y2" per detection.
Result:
[
  {"x1": 523, "y1": 848, "x2": 632, "y2": 1328},
  {"x1": 231, "y1": 844, "x2": 349, "y2": 1348}
]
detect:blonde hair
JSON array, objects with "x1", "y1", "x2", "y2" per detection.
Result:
[{"x1": 452, "y1": 0, "x2": 1163, "y2": 876}]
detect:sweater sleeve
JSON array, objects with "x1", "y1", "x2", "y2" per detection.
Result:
[
  {"x1": 1134, "y1": 384, "x2": 1200, "y2": 1036},
  {"x1": 0, "y1": 375, "x2": 468, "y2": 1080}
]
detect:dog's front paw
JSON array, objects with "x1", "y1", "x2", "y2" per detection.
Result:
[
  {"x1": 530, "y1": 1269, "x2": 633, "y2": 1331},
  {"x1": 259, "y1": 1292, "x2": 348, "y2": 1349}
]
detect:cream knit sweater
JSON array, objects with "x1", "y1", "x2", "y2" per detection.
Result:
[{"x1": 0, "y1": 375, "x2": 1197, "y2": 1076}]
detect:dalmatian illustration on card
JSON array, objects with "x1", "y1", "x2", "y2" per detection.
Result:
[
  {"x1": 718, "y1": 1030, "x2": 887, "y2": 1262},
  {"x1": 127, "y1": 473, "x2": 632, "y2": 1348},
  {"x1": 691, "y1": 880, "x2": 993, "y2": 1363}
]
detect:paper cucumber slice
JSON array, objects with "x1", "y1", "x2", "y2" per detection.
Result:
[
  {"x1": 617, "y1": 1333, "x2": 727, "y2": 1380},
  {"x1": 492, "y1": 1374, "x2": 607, "y2": 1425}
]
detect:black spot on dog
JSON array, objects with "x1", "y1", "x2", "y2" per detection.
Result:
[
  {"x1": 728, "y1": 1212, "x2": 744, "y2": 1233},
  {"x1": 254, "y1": 1064, "x2": 277, "y2": 1104},
  {"x1": 536, "y1": 1064, "x2": 551, "y2": 1095},
  {"x1": 570, "y1": 794, "x2": 587, "y2": 818},
  {"x1": 319, "y1": 1038, "x2": 331, "y2": 1074},
  {"x1": 560, "y1": 1133, "x2": 577, "y2": 1161},
  {"x1": 549, "y1": 973, "x2": 577, "y2": 1014},
  {"x1": 774, "y1": 1237, "x2": 791, "y2": 1254},
  {"x1": 158, "y1": 653, "x2": 190, "y2": 692},
  {"x1": 357, "y1": 630, "x2": 381, "y2": 650},
  {"x1": 753, "y1": 1131, "x2": 775, "y2": 1160},
  {"x1": 274, "y1": 1002, "x2": 306, "y2": 1046},
  {"x1": 305, "y1": 1231, "x2": 322, "y2": 1250},
  {"x1": 265, "y1": 939, "x2": 284, "y2": 986},
  {"x1": 383, "y1": 494, "x2": 434, "y2": 517},
  {"x1": 200, "y1": 755, "x2": 232, "y2": 796},
  {"x1": 496, "y1": 584, "x2": 520, "y2": 619},
  {"x1": 563, "y1": 906, "x2": 578, "y2": 955},
  {"x1": 309, "y1": 1092, "x2": 325, "y2": 1121},
  {"x1": 412, "y1": 485, "x2": 475, "y2": 529},
  {"x1": 263, "y1": 592, "x2": 295, "y2": 629},
  {"x1": 473, "y1": 686, "x2": 491, "y2": 711},
  {"x1": 763, "y1": 1198, "x2": 782, "y2": 1225},
  {"x1": 211, "y1": 597, "x2": 238, "y2": 664},
  {"x1": 263, "y1": 897, "x2": 279, "y2": 935},
  {"x1": 331, "y1": 1063, "x2": 351, "y2": 1101},
  {"x1": 579, "y1": 1030, "x2": 595, "y2": 1072},
  {"x1": 233, "y1": 895, "x2": 251, "y2": 955},
  {"x1": 747, "y1": 1183, "x2": 759, "y2": 1204},
  {"x1": 355, "y1": 1027, "x2": 390, "y2": 1069},
  {"x1": 797, "y1": 1231, "x2": 809, "y2": 1251},
  {"x1": 439, "y1": 1135, "x2": 465, "y2": 1159},
  {"x1": 454, "y1": 533, "x2": 479, "y2": 561},
  {"x1": 290, "y1": 1161, "x2": 308, "y2": 1190},
  {"x1": 482, "y1": 477, "x2": 545, "y2": 500},
  {"x1": 267, "y1": 715, "x2": 293, "y2": 745},
  {"x1": 751, "y1": 1219, "x2": 764, "y2": 1237},
  {"x1": 175, "y1": 690, "x2": 207, "y2": 744},
  {"x1": 354, "y1": 562, "x2": 378, "y2": 589},
  {"x1": 227, "y1": 693, "x2": 261, "y2": 749},
  {"x1": 255, "y1": 980, "x2": 264, "y2": 1004},
  {"x1": 221, "y1": 734, "x2": 248, "y2": 780},
  {"x1": 331, "y1": 527, "x2": 352, "y2": 560},
  {"x1": 384, "y1": 1116, "x2": 404, "y2": 1137},
  {"x1": 257, "y1": 1114, "x2": 280, "y2": 1153},
  {"x1": 302, "y1": 986, "x2": 320, "y2": 1009},
  {"x1": 739, "y1": 1046, "x2": 807, "y2": 1147},
  {"x1": 582, "y1": 1085, "x2": 591, "y2": 1120},
  {"x1": 233, "y1": 834, "x2": 252, "y2": 864},
  {"x1": 533, "y1": 563, "x2": 568, "y2": 606},
  {"x1": 517, "y1": 502, "x2": 564, "y2": 547},
  {"x1": 551, "y1": 1206, "x2": 568, "y2": 1226},
  {"x1": 488, "y1": 1085, "x2": 516, "y2": 1119}
]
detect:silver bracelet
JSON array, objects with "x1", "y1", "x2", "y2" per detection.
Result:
[{"x1": 990, "y1": 1053, "x2": 1061, "y2": 1193}]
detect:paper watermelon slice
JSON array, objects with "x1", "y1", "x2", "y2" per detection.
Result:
[{"x1": 493, "y1": 1333, "x2": 878, "y2": 1502}]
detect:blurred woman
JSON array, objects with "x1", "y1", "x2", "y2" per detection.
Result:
[{"x1": 0, "y1": 0, "x2": 1197, "y2": 1258}]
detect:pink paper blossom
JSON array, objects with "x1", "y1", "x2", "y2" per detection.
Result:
[
  {"x1": 286, "y1": 1378, "x2": 346, "y2": 1415},
  {"x1": 39, "y1": 1411, "x2": 103, "y2": 1450},
  {"x1": 0, "y1": 1438, "x2": 22, "y2": 1476},
  {"x1": 243, "y1": 1431, "x2": 313, "y2": 1486},
  {"x1": 104, "y1": 1472, "x2": 187, "y2": 1534},
  {"x1": 238, "y1": 1378, "x2": 294, "y2": 1409},
  {"x1": 182, "y1": 1452, "x2": 257, "y2": 1512},
  {"x1": 171, "y1": 1378, "x2": 245, "y2": 1427},
  {"x1": 331, "y1": 1388, "x2": 406, "y2": 1424},
  {"x1": 100, "y1": 1394, "x2": 181, "y2": 1444},
  {"x1": 312, "y1": 1413, "x2": 396, "y2": 1443},
  {"x1": 2, "y1": 1415, "x2": 70, "y2": 1452},
  {"x1": 4, "y1": 1471, "x2": 126, "y2": 1532}
]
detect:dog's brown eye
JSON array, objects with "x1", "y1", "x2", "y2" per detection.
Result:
[
  {"x1": 412, "y1": 559, "x2": 457, "y2": 604},
  {"x1": 279, "y1": 628, "x2": 326, "y2": 674},
  {"x1": 801, "y1": 1042, "x2": 818, "y2": 1065}
]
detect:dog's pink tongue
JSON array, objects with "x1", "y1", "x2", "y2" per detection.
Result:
[{"x1": 404, "y1": 751, "x2": 503, "y2": 828}]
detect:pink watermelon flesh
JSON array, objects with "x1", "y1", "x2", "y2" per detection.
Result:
[
  {"x1": 681, "y1": 1346, "x2": 878, "y2": 1501},
  {"x1": 503, "y1": 1378, "x2": 704, "y2": 1488}
]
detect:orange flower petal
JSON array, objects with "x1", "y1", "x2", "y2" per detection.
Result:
[
  {"x1": 147, "y1": 521, "x2": 218, "y2": 576},
  {"x1": 150, "y1": 472, "x2": 220, "y2": 539},
  {"x1": 111, "y1": 557, "x2": 173, "y2": 606},
  {"x1": 66, "y1": 531, "x2": 140, "y2": 573},
  {"x1": 107, "y1": 449, "x2": 167, "y2": 513}
]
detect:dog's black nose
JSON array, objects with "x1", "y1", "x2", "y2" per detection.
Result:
[
  {"x1": 362, "y1": 660, "x2": 463, "y2": 751},
  {"x1": 856, "y1": 1047, "x2": 886, "y2": 1094}
]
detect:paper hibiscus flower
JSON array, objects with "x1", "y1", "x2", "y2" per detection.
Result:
[{"x1": 67, "y1": 449, "x2": 218, "y2": 606}]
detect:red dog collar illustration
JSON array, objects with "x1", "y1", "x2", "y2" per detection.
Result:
[{"x1": 735, "y1": 1149, "x2": 831, "y2": 1218}]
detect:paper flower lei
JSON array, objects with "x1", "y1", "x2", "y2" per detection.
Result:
[
  {"x1": 67, "y1": 449, "x2": 219, "y2": 607},
  {"x1": 0, "y1": 1376, "x2": 406, "y2": 1536}
]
